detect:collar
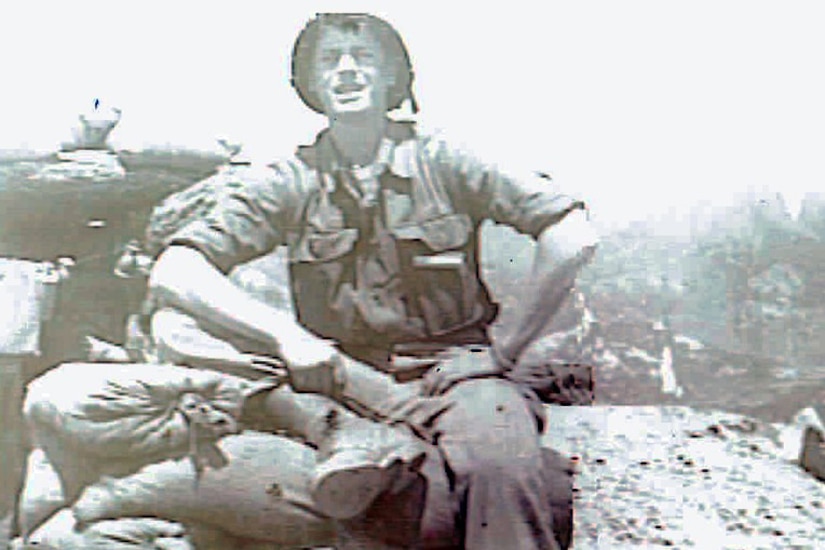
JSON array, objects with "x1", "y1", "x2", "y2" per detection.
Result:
[{"x1": 296, "y1": 120, "x2": 419, "y2": 183}]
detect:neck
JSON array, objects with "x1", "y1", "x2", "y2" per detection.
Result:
[{"x1": 328, "y1": 113, "x2": 388, "y2": 167}]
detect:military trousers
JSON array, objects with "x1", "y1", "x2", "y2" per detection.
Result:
[{"x1": 147, "y1": 310, "x2": 575, "y2": 549}]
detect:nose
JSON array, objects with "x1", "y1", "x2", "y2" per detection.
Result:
[{"x1": 335, "y1": 53, "x2": 358, "y2": 73}]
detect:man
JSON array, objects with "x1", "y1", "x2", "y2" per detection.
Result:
[
  {"x1": 151, "y1": 12, "x2": 599, "y2": 548},
  {"x1": 32, "y1": 13, "x2": 598, "y2": 549}
]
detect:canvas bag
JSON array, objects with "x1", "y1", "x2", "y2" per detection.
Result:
[{"x1": 24, "y1": 363, "x2": 248, "y2": 501}]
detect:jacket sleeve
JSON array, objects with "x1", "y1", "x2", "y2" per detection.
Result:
[
  {"x1": 168, "y1": 161, "x2": 306, "y2": 273},
  {"x1": 424, "y1": 134, "x2": 587, "y2": 238}
]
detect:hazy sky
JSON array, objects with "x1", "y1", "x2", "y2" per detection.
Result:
[{"x1": 2, "y1": 1, "x2": 824, "y2": 232}]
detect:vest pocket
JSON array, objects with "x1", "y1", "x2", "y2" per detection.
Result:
[
  {"x1": 390, "y1": 213, "x2": 472, "y2": 251},
  {"x1": 288, "y1": 228, "x2": 360, "y2": 341},
  {"x1": 293, "y1": 228, "x2": 359, "y2": 263},
  {"x1": 392, "y1": 214, "x2": 481, "y2": 335}
]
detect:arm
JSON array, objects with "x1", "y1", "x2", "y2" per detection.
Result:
[
  {"x1": 149, "y1": 245, "x2": 345, "y2": 392},
  {"x1": 494, "y1": 208, "x2": 598, "y2": 366},
  {"x1": 430, "y1": 135, "x2": 599, "y2": 358},
  {"x1": 146, "y1": 160, "x2": 351, "y2": 392},
  {"x1": 148, "y1": 245, "x2": 311, "y2": 356},
  {"x1": 420, "y1": 209, "x2": 597, "y2": 396}
]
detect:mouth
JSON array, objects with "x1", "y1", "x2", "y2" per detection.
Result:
[
  {"x1": 334, "y1": 83, "x2": 366, "y2": 94},
  {"x1": 331, "y1": 82, "x2": 370, "y2": 104}
]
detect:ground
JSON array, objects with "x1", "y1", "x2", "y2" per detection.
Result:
[{"x1": 545, "y1": 406, "x2": 825, "y2": 549}]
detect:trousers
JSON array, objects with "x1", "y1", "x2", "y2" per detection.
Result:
[
  {"x1": 156, "y1": 309, "x2": 573, "y2": 548},
  {"x1": 387, "y1": 377, "x2": 569, "y2": 549}
]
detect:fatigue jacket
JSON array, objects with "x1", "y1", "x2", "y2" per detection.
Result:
[{"x1": 170, "y1": 121, "x2": 583, "y2": 361}]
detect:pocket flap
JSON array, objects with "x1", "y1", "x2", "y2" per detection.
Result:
[
  {"x1": 292, "y1": 228, "x2": 359, "y2": 263},
  {"x1": 391, "y1": 213, "x2": 472, "y2": 252}
]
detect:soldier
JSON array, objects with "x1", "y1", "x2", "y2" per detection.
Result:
[{"x1": 33, "y1": 13, "x2": 599, "y2": 549}]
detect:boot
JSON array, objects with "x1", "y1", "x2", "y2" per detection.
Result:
[
  {"x1": 309, "y1": 408, "x2": 427, "y2": 520},
  {"x1": 151, "y1": 307, "x2": 431, "y2": 519}
]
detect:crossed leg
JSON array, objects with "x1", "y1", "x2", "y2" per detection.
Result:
[{"x1": 150, "y1": 308, "x2": 571, "y2": 549}]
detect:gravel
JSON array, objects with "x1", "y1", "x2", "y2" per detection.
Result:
[{"x1": 542, "y1": 405, "x2": 825, "y2": 549}]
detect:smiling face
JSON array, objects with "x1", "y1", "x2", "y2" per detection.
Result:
[{"x1": 312, "y1": 24, "x2": 394, "y2": 118}]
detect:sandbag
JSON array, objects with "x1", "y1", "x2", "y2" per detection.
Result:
[
  {"x1": 71, "y1": 431, "x2": 337, "y2": 547},
  {"x1": 14, "y1": 452, "x2": 308, "y2": 550},
  {"x1": 17, "y1": 449, "x2": 66, "y2": 538},
  {"x1": 24, "y1": 363, "x2": 249, "y2": 501},
  {"x1": 19, "y1": 509, "x2": 193, "y2": 550},
  {"x1": 25, "y1": 362, "x2": 248, "y2": 461}
]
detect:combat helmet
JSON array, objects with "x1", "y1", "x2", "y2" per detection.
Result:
[{"x1": 291, "y1": 13, "x2": 418, "y2": 114}]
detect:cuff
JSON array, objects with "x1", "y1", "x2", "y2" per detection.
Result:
[{"x1": 490, "y1": 344, "x2": 518, "y2": 373}]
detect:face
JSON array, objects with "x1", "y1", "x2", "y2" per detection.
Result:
[{"x1": 313, "y1": 24, "x2": 393, "y2": 117}]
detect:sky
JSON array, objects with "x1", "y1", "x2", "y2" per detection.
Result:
[{"x1": 2, "y1": 0, "x2": 824, "y2": 234}]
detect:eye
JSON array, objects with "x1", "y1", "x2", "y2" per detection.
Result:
[
  {"x1": 355, "y1": 49, "x2": 376, "y2": 63},
  {"x1": 319, "y1": 51, "x2": 340, "y2": 67}
]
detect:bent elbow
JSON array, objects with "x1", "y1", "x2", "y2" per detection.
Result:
[{"x1": 540, "y1": 208, "x2": 600, "y2": 262}]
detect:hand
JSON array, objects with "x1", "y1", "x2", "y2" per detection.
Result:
[
  {"x1": 280, "y1": 334, "x2": 345, "y2": 396},
  {"x1": 378, "y1": 390, "x2": 454, "y2": 444},
  {"x1": 421, "y1": 346, "x2": 504, "y2": 397}
]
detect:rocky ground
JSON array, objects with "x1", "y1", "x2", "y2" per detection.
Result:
[{"x1": 543, "y1": 406, "x2": 825, "y2": 549}]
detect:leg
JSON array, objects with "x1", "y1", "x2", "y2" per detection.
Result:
[
  {"x1": 315, "y1": 355, "x2": 573, "y2": 548},
  {"x1": 252, "y1": 348, "x2": 570, "y2": 548},
  {"x1": 152, "y1": 308, "x2": 428, "y2": 521},
  {"x1": 244, "y1": 384, "x2": 426, "y2": 521},
  {"x1": 243, "y1": 344, "x2": 571, "y2": 549},
  {"x1": 424, "y1": 378, "x2": 562, "y2": 550}
]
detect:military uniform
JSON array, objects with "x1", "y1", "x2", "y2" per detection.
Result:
[
  {"x1": 173, "y1": 122, "x2": 580, "y2": 350},
  {"x1": 164, "y1": 120, "x2": 585, "y2": 549}
]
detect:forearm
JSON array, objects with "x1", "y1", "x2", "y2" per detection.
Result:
[
  {"x1": 148, "y1": 245, "x2": 314, "y2": 358},
  {"x1": 496, "y1": 223, "x2": 597, "y2": 365}
]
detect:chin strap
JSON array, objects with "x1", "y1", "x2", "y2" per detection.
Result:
[{"x1": 408, "y1": 92, "x2": 419, "y2": 114}]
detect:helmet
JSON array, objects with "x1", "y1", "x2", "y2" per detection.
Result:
[{"x1": 290, "y1": 13, "x2": 417, "y2": 114}]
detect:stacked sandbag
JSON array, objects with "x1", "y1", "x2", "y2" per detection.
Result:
[
  {"x1": 14, "y1": 446, "x2": 315, "y2": 549},
  {"x1": 20, "y1": 362, "x2": 343, "y2": 547},
  {"x1": 17, "y1": 449, "x2": 66, "y2": 538},
  {"x1": 70, "y1": 431, "x2": 337, "y2": 547},
  {"x1": 17, "y1": 508, "x2": 306, "y2": 550},
  {"x1": 23, "y1": 362, "x2": 248, "y2": 501},
  {"x1": 15, "y1": 509, "x2": 192, "y2": 550}
]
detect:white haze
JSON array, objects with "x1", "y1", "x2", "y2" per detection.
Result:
[{"x1": 2, "y1": 0, "x2": 824, "y2": 235}]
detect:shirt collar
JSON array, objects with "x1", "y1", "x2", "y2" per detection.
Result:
[{"x1": 296, "y1": 120, "x2": 418, "y2": 181}]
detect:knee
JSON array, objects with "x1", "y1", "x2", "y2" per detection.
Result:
[
  {"x1": 447, "y1": 431, "x2": 543, "y2": 489},
  {"x1": 439, "y1": 380, "x2": 545, "y2": 481}
]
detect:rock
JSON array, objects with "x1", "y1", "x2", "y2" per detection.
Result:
[
  {"x1": 542, "y1": 406, "x2": 825, "y2": 548},
  {"x1": 775, "y1": 406, "x2": 825, "y2": 462},
  {"x1": 64, "y1": 103, "x2": 122, "y2": 151},
  {"x1": 800, "y1": 425, "x2": 825, "y2": 481}
]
